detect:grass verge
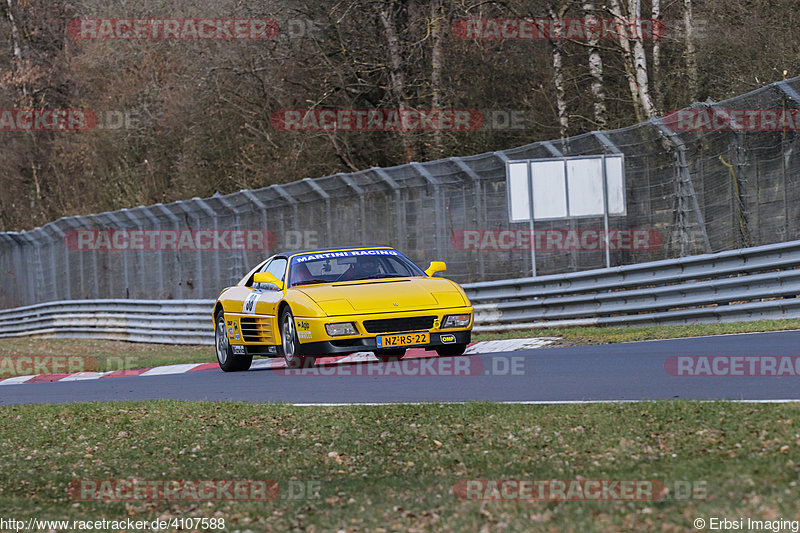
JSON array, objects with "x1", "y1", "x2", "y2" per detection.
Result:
[
  {"x1": 0, "y1": 338, "x2": 210, "y2": 375},
  {"x1": 0, "y1": 401, "x2": 798, "y2": 531}
]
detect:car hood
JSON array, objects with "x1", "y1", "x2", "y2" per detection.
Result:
[{"x1": 295, "y1": 277, "x2": 468, "y2": 316}]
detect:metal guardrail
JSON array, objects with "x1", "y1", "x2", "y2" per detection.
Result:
[
  {"x1": 1, "y1": 239, "x2": 799, "y2": 343},
  {"x1": 466, "y1": 239, "x2": 800, "y2": 331},
  {"x1": 0, "y1": 299, "x2": 216, "y2": 345}
]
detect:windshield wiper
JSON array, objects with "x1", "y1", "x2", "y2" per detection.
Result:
[
  {"x1": 361, "y1": 274, "x2": 408, "y2": 280},
  {"x1": 292, "y1": 279, "x2": 329, "y2": 286}
]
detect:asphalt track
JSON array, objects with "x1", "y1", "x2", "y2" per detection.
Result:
[{"x1": 1, "y1": 330, "x2": 799, "y2": 405}]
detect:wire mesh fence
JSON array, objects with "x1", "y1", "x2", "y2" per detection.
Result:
[{"x1": 1, "y1": 76, "x2": 800, "y2": 309}]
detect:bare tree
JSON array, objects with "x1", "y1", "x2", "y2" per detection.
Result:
[
  {"x1": 547, "y1": 2, "x2": 569, "y2": 139},
  {"x1": 651, "y1": 0, "x2": 661, "y2": 109},
  {"x1": 378, "y1": 1, "x2": 415, "y2": 161},
  {"x1": 4, "y1": 0, "x2": 25, "y2": 98},
  {"x1": 607, "y1": 0, "x2": 657, "y2": 120},
  {"x1": 683, "y1": 0, "x2": 698, "y2": 100},
  {"x1": 430, "y1": 0, "x2": 445, "y2": 155},
  {"x1": 583, "y1": 0, "x2": 607, "y2": 128}
]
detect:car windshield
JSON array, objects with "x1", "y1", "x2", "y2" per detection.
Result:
[{"x1": 287, "y1": 249, "x2": 425, "y2": 287}]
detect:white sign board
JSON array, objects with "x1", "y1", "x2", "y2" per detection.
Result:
[
  {"x1": 532, "y1": 160, "x2": 567, "y2": 219},
  {"x1": 507, "y1": 162, "x2": 530, "y2": 223},
  {"x1": 506, "y1": 154, "x2": 626, "y2": 222},
  {"x1": 505, "y1": 154, "x2": 626, "y2": 275}
]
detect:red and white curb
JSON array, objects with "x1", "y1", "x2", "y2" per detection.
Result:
[{"x1": 0, "y1": 338, "x2": 557, "y2": 386}]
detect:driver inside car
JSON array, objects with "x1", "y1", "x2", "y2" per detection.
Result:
[
  {"x1": 289, "y1": 263, "x2": 314, "y2": 286},
  {"x1": 339, "y1": 256, "x2": 381, "y2": 281}
]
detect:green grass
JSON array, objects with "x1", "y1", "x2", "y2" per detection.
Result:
[
  {"x1": 0, "y1": 338, "x2": 210, "y2": 375},
  {"x1": 0, "y1": 401, "x2": 798, "y2": 531}
]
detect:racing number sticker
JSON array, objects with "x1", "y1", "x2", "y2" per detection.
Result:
[{"x1": 243, "y1": 291, "x2": 261, "y2": 313}]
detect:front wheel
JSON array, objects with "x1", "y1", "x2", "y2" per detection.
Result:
[
  {"x1": 215, "y1": 312, "x2": 252, "y2": 372},
  {"x1": 435, "y1": 343, "x2": 468, "y2": 357},
  {"x1": 280, "y1": 308, "x2": 315, "y2": 368}
]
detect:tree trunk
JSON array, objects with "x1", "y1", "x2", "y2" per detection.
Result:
[
  {"x1": 608, "y1": 0, "x2": 657, "y2": 120},
  {"x1": 651, "y1": 0, "x2": 661, "y2": 110},
  {"x1": 5, "y1": 0, "x2": 27, "y2": 98},
  {"x1": 430, "y1": 0, "x2": 444, "y2": 155},
  {"x1": 683, "y1": 0, "x2": 698, "y2": 100},
  {"x1": 548, "y1": 3, "x2": 569, "y2": 140},
  {"x1": 378, "y1": 2, "x2": 415, "y2": 162},
  {"x1": 583, "y1": 1, "x2": 607, "y2": 129},
  {"x1": 607, "y1": 0, "x2": 644, "y2": 122},
  {"x1": 629, "y1": 0, "x2": 657, "y2": 117}
]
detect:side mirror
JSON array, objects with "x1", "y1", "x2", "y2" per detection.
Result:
[
  {"x1": 425, "y1": 261, "x2": 447, "y2": 277},
  {"x1": 253, "y1": 272, "x2": 284, "y2": 290}
]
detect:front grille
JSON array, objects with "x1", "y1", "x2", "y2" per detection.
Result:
[
  {"x1": 362, "y1": 316, "x2": 436, "y2": 334},
  {"x1": 240, "y1": 317, "x2": 273, "y2": 343}
]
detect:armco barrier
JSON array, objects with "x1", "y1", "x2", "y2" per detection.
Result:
[
  {"x1": 468, "y1": 239, "x2": 800, "y2": 331},
  {"x1": 1, "y1": 240, "x2": 799, "y2": 343}
]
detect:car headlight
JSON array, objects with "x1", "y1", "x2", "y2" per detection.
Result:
[
  {"x1": 325, "y1": 322, "x2": 358, "y2": 336},
  {"x1": 442, "y1": 314, "x2": 471, "y2": 329}
]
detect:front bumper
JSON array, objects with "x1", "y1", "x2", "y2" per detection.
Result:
[{"x1": 296, "y1": 329, "x2": 472, "y2": 356}]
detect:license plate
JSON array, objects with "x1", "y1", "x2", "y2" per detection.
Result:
[{"x1": 376, "y1": 332, "x2": 429, "y2": 348}]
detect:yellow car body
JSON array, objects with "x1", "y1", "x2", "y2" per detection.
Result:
[{"x1": 213, "y1": 246, "x2": 473, "y2": 371}]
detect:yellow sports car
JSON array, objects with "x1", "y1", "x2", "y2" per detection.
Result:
[{"x1": 213, "y1": 246, "x2": 473, "y2": 371}]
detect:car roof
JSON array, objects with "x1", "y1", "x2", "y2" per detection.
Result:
[{"x1": 277, "y1": 245, "x2": 395, "y2": 258}]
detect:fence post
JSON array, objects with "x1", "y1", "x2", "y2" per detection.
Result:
[
  {"x1": 373, "y1": 167, "x2": 404, "y2": 248},
  {"x1": 302, "y1": 178, "x2": 332, "y2": 246},
  {"x1": 410, "y1": 163, "x2": 444, "y2": 260},
  {"x1": 336, "y1": 173, "x2": 367, "y2": 245},
  {"x1": 649, "y1": 117, "x2": 712, "y2": 255},
  {"x1": 449, "y1": 157, "x2": 486, "y2": 280}
]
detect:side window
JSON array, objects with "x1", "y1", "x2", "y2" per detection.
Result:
[
  {"x1": 251, "y1": 258, "x2": 287, "y2": 290},
  {"x1": 266, "y1": 258, "x2": 287, "y2": 282}
]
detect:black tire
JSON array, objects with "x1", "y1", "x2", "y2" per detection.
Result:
[
  {"x1": 435, "y1": 343, "x2": 468, "y2": 357},
  {"x1": 215, "y1": 312, "x2": 252, "y2": 372},
  {"x1": 374, "y1": 348, "x2": 406, "y2": 362},
  {"x1": 280, "y1": 308, "x2": 315, "y2": 368}
]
